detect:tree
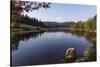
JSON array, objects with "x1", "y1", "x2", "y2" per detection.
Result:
[
  {"x1": 92, "y1": 15, "x2": 96, "y2": 30},
  {"x1": 84, "y1": 15, "x2": 96, "y2": 32},
  {"x1": 72, "y1": 21, "x2": 83, "y2": 29},
  {"x1": 72, "y1": 15, "x2": 96, "y2": 32},
  {"x1": 11, "y1": 0, "x2": 51, "y2": 22}
]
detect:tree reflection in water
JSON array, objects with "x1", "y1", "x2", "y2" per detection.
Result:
[
  {"x1": 70, "y1": 30, "x2": 96, "y2": 61},
  {"x1": 11, "y1": 31, "x2": 44, "y2": 51},
  {"x1": 11, "y1": 30, "x2": 96, "y2": 62}
]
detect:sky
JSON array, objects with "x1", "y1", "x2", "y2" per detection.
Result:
[{"x1": 24, "y1": 2, "x2": 96, "y2": 22}]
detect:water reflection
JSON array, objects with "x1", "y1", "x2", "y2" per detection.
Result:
[
  {"x1": 11, "y1": 31, "x2": 44, "y2": 50},
  {"x1": 11, "y1": 30, "x2": 96, "y2": 52},
  {"x1": 70, "y1": 30, "x2": 96, "y2": 61},
  {"x1": 70, "y1": 30, "x2": 96, "y2": 48},
  {"x1": 11, "y1": 29, "x2": 96, "y2": 66}
]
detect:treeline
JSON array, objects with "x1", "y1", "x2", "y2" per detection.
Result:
[
  {"x1": 17, "y1": 15, "x2": 47, "y2": 27},
  {"x1": 11, "y1": 15, "x2": 47, "y2": 30},
  {"x1": 72, "y1": 15, "x2": 96, "y2": 32},
  {"x1": 11, "y1": 0, "x2": 51, "y2": 30},
  {"x1": 43, "y1": 22, "x2": 74, "y2": 28}
]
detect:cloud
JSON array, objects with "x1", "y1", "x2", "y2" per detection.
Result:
[
  {"x1": 55, "y1": 16, "x2": 67, "y2": 22},
  {"x1": 56, "y1": 17, "x2": 64, "y2": 20}
]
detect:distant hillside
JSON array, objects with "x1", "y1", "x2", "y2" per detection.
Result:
[{"x1": 43, "y1": 21, "x2": 75, "y2": 28}]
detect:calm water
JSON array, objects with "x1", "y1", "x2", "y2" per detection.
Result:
[{"x1": 11, "y1": 30, "x2": 94, "y2": 66}]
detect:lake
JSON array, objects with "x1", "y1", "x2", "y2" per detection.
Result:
[{"x1": 11, "y1": 29, "x2": 96, "y2": 66}]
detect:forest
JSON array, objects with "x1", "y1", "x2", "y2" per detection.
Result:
[
  {"x1": 11, "y1": 1, "x2": 96, "y2": 33},
  {"x1": 71, "y1": 15, "x2": 96, "y2": 32}
]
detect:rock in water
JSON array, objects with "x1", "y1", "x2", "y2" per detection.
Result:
[{"x1": 65, "y1": 48, "x2": 76, "y2": 62}]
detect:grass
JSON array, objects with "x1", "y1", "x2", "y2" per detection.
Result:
[{"x1": 11, "y1": 23, "x2": 47, "y2": 33}]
